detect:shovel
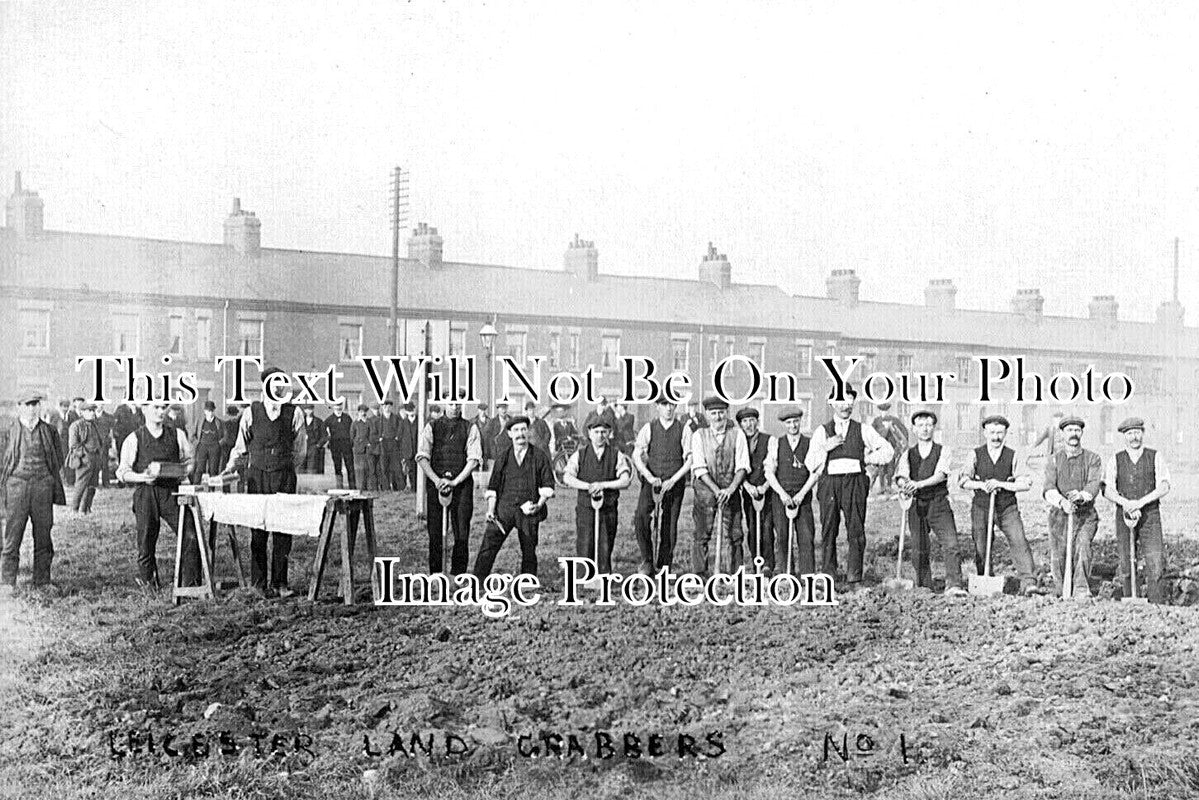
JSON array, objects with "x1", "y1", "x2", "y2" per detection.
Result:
[
  {"x1": 713, "y1": 493, "x2": 726, "y2": 576},
  {"x1": 883, "y1": 492, "x2": 915, "y2": 591},
  {"x1": 591, "y1": 491, "x2": 605, "y2": 574},
  {"x1": 437, "y1": 473, "x2": 454, "y2": 575},
  {"x1": 784, "y1": 501, "x2": 799, "y2": 576},
  {"x1": 1122, "y1": 510, "x2": 1148, "y2": 605},
  {"x1": 969, "y1": 491, "x2": 1005, "y2": 596},
  {"x1": 1062, "y1": 508, "x2": 1075, "y2": 599},
  {"x1": 651, "y1": 484, "x2": 664, "y2": 571},
  {"x1": 750, "y1": 491, "x2": 767, "y2": 572}
]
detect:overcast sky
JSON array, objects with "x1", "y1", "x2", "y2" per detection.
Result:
[{"x1": 2, "y1": 1, "x2": 1196, "y2": 323}]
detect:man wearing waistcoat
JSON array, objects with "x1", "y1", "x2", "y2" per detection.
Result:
[
  {"x1": 735, "y1": 407, "x2": 774, "y2": 573},
  {"x1": 377, "y1": 401, "x2": 404, "y2": 491},
  {"x1": 221, "y1": 367, "x2": 307, "y2": 597},
  {"x1": 1, "y1": 392, "x2": 67, "y2": 595},
  {"x1": 1042, "y1": 416, "x2": 1102, "y2": 600},
  {"x1": 959, "y1": 414, "x2": 1038, "y2": 594},
  {"x1": 894, "y1": 410, "x2": 966, "y2": 595},
  {"x1": 191, "y1": 400, "x2": 224, "y2": 484},
  {"x1": 67, "y1": 403, "x2": 104, "y2": 514},
  {"x1": 473, "y1": 415, "x2": 555, "y2": 579},
  {"x1": 324, "y1": 400, "x2": 355, "y2": 489},
  {"x1": 351, "y1": 404, "x2": 379, "y2": 491},
  {"x1": 116, "y1": 400, "x2": 198, "y2": 588},
  {"x1": 690, "y1": 396, "x2": 749, "y2": 576},
  {"x1": 764, "y1": 406, "x2": 823, "y2": 576},
  {"x1": 400, "y1": 402, "x2": 419, "y2": 491},
  {"x1": 563, "y1": 413, "x2": 633, "y2": 573},
  {"x1": 302, "y1": 407, "x2": 328, "y2": 474},
  {"x1": 416, "y1": 396, "x2": 483, "y2": 574},
  {"x1": 632, "y1": 396, "x2": 692, "y2": 576},
  {"x1": 809, "y1": 385, "x2": 894, "y2": 589},
  {"x1": 1103, "y1": 417, "x2": 1170, "y2": 604}
]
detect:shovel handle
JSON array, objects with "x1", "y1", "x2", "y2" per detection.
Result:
[
  {"x1": 984, "y1": 491, "x2": 996, "y2": 578},
  {"x1": 1063, "y1": 510, "x2": 1075, "y2": 599}
]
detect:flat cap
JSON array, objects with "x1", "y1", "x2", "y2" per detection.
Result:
[
  {"x1": 911, "y1": 409, "x2": 938, "y2": 425},
  {"x1": 777, "y1": 406, "x2": 804, "y2": 422},
  {"x1": 584, "y1": 412, "x2": 612, "y2": 430},
  {"x1": 654, "y1": 395, "x2": 674, "y2": 406},
  {"x1": 81, "y1": 402, "x2": 98, "y2": 412},
  {"x1": 505, "y1": 414, "x2": 531, "y2": 431},
  {"x1": 701, "y1": 396, "x2": 729, "y2": 411},
  {"x1": 981, "y1": 414, "x2": 1010, "y2": 429},
  {"x1": 356, "y1": 404, "x2": 369, "y2": 412},
  {"x1": 18, "y1": 391, "x2": 45, "y2": 405},
  {"x1": 1059, "y1": 415, "x2": 1085, "y2": 430},
  {"x1": 401, "y1": 402, "x2": 415, "y2": 411},
  {"x1": 1117, "y1": 416, "x2": 1145, "y2": 433},
  {"x1": 259, "y1": 366, "x2": 285, "y2": 382},
  {"x1": 735, "y1": 407, "x2": 760, "y2": 422}
]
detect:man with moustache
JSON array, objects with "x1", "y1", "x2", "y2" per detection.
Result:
[
  {"x1": 809, "y1": 384, "x2": 894, "y2": 590},
  {"x1": 632, "y1": 396, "x2": 692, "y2": 576},
  {"x1": 764, "y1": 406, "x2": 823, "y2": 576},
  {"x1": 735, "y1": 407, "x2": 774, "y2": 573},
  {"x1": 1042, "y1": 416, "x2": 1103, "y2": 600},
  {"x1": 894, "y1": 410, "x2": 966, "y2": 595},
  {"x1": 1103, "y1": 417, "x2": 1171, "y2": 604},
  {"x1": 323, "y1": 400, "x2": 355, "y2": 489},
  {"x1": 472, "y1": 415, "x2": 555, "y2": 579},
  {"x1": 562, "y1": 414, "x2": 632, "y2": 574},
  {"x1": 959, "y1": 415, "x2": 1038, "y2": 594},
  {"x1": 690, "y1": 396, "x2": 749, "y2": 576},
  {"x1": 416, "y1": 395, "x2": 483, "y2": 574}
]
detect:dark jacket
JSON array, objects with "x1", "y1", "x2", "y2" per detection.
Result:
[{"x1": 1, "y1": 417, "x2": 67, "y2": 505}]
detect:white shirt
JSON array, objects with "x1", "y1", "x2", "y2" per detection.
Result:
[
  {"x1": 1104, "y1": 448, "x2": 1171, "y2": 491},
  {"x1": 895, "y1": 440, "x2": 952, "y2": 481},
  {"x1": 690, "y1": 424, "x2": 750, "y2": 479}
]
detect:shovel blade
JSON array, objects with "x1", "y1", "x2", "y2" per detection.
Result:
[
  {"x1": 1121, "y1": 597, "x2": 1149, "y2": 605},
  {"x1": 968, "y1": 575, "x2": 1006, "y2": 596},
  {"x1": 882, "y1": 578, "x2": 914, "y2": 592}
]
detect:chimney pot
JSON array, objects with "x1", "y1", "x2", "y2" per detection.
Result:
[{"x1": 826, "y1": 268, "x2": 861, "y2": 305}]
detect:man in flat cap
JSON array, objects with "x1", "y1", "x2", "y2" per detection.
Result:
[
  {"x1": 484, "y1": 401, "x2": 513, "y2": 461},
  {"x1": 221, "y1": 366, "x2": 307, "y2": 597},
  {"x1": 563, "y1": 413, "x2": 632, "y2": 573},
  {"x1": 416, "y1": 392, "x2": 483, "y2": 574},
  {"x1": 1103, "y1": 417, "x2": 1171, "y2": 603},
  {"x1": 735, "y1": 407, "x2": 774, "y2": 573},
  {"x1": 351, "y1": 403, "x2": 379, "y2": 490},
  {"x1": 400, "y1": 402, "x2": 419, "y2": 491},
  {"x1": 613, "y1": 402, "x2": 636, "y2": 457},
  {"x1": 1, "y1": 392, "x2": 66, "y2": 595},
  {"x1": 869, "y1": 402, "x2": 908, "y2": 497},
  {"x1": 632, "y1": 395, "x2": 693, "y2": 575},
  {"x1": 1042, "y1": 415, "x2": 1102, "y2": 600},
  {"x1": 473, "y1": 414, "x2": 555, "y2": 578},
  {"x1": 959, "y1": 414, "x2": 1037, "y2": 593},
  {"x1": 895, "y1": 410, "x2": 966, "y2": 594},
  {"x1": 690, "y1": 396, "x2": 749, "y2": 576},
  {"x1": 376, "y1": 400, "x2": 404, "y2": 491},
  {"x1": 525, "y1": 401, "x2": 553, "y2": 459},
  {"x1": 301, "y1": 406, "x2": 328, "y2": 475},
  {"x1": 809, "y1": 385, "x2": 894, "y2": 589},
  {"x1": 190, "y1": 400, "x2": 224, "y2": 484},
  {"x1": 324, "y1": 399, "x2": 355, "y2": 489},
  {"x1": 67, "y1": 403, "x2": 104, "y2": 514},
  {"x1": 764, "y1": 405, "x2": 823, "y2": 576}
]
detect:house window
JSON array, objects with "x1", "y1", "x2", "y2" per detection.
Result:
[
  {"x1": 195, "y1": 315, "x2": 211, "y2": 359},
  {"x1": 601, "y1": 335, "x2": 621, "y2": 370},
  {"x1": 955, "y1": 356, "x2": 972, "y2": 383},
  {"x1": 113, "y1": 313, "x2": 140, "y2": 355},
  {"x1": 1125, "y1": 364, "x2": 1138, "y2": 385},
  {"x1": 548, "y1": 332, "x2": 561, "y2": 369},
  {"x1": 671, "y1": 337, "x2": 690, "y2": 372},
  {"x1": 569, "y1": 332, "x2": 580, "y2": 368},
  {"x1": 168, "y1": 313, "x2": 184, "y2": 355},
  {"x1": 1151, "y1": 367, "x2": 1164, "y2": 393},
  {"x1": 956, "y1": 402, "x2": 971, "y2": 430},
  {"x1": 798, "y1": 397, "x2": 813, "y2": 432},
  {"x1": 750, "y1": 341, "x2": 765, "y2": 369},
  {"x1": 237, "y1": 320, "x2": 263, "y2": 358},
  {"x1": 1049, "y1": 362, "x2": 1064, "y2": 376},
  {"x1": 20, "y1": 309, "x2": 49, "y2": 352},
  {"x1": 897, "y1": 354, "x2": 913, "y2": 372},
  {"x1": 506, "y1": 331, "x2": 527, "y2": 364},
  {"x1": 339, "y1": 323, "x2": 363, "y2": 362},
  {"x1": 448, "y1": 327, "x2": 466, "y2": 358},
  {"x1": 796, "y1": 344, "x2": 812, "y2": 377}
]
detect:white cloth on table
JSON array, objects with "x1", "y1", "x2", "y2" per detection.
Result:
[{"x1": 194, "y1": 493, "x2": 331, "y2": 537}]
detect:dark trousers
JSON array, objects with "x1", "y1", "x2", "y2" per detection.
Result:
[
  {"x1": 246, "y1": 467, "x2": 297, "y2": 590},
  {"x1": 71, "y1": 460, "x2": 100, "y2": 513},
  {"x1": 473, "y1": 509, "x2": 540, "y2": 578},
  {"x1": 970, "y1": 501, "x2": 1036, "y2": 584},
  {"x1": 379, "y1": 445, "x2": 403, "y2": 490},
  {"x1": 691, "y1": 482, "x2": 743, "y2": 575},
  {"x1": 405, "y1": 457, "x2": 417, "y2": 491},
  {"x1": 304, "y1": 446, "x2": 325, "y2": 474},
  {"x1": 908, "y1": 494, "x2": 964, "y2": 589},
  {"x1": 330, "y1": 442, "x2": 355, "y2": 488},
  {"x1": 632, "y1": 480, "x2": 685, "y2": 571},
  {"x1": 576, "y1": 503, "x2": 619, "y2": 573},
  {"x1": 132, "y1": 483, "x2": 201, "y2": 585},
  {"x1": 1047, "y1": 505, "x2": 1099, "y2": 597},
  {"x1": 353, "y1": 453, "x2": 379, "y2": 491},
  {"x1": 772, "y1": 495, "x2": 816, "y2": 575},
  {"x1": 740, "y1": 488, "x2": 775, "y2": 571},
  {"x1": 1116, "y1": 506, "x2": 1165, "y2": 603},
  {"x1": 2, "y1": 476, "x2": 55, "y2": 585},
  {"x1": 818, "y1": 472, "x2": 869, "y2": 583},
  {"x1": 193, "y1": 442, "x2": 223, "y2": 484},
  {"x1": 424, "y1": 476, "x2": 474, "y2": 574},
  {"x1": 100, "y1": 440, "x2": 114, "y2": 486}
]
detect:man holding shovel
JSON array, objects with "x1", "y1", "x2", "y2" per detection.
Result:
[
  {"x1": 735, "y1": 407, "x2": 774, "y2": 574},
  {"x1": 959, "y1": 415, "x2": 1038, "y2": 595},
  {"x1": 1103, "y1": 417, "x2": 1171, "y2": 604},
  {"x1": 1042, "y1": 416, "x2": 1103, "y2": 601},
  {"x1": 562, "y1": 414, "x2": 632, "y2": 574},
  {"x1": 689, "y1": 396, "x2": 749, "y2": 577},
  {"x1": 894, "y1": 410, "x2": 966, "y2": 596},
  {"x1": 632, "y1": 396, "x2": 692, "y2": 576},
  {"x1": 764, "y1": 406, "x2": 822, "y2": 576},
  {"x1": 416, "y1": 395, "x2": 482, "y2": 575}
]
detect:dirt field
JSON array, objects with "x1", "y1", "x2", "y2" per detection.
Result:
[{"x1": 1, "y1": 474, "x2": 1198, "y2": 799}]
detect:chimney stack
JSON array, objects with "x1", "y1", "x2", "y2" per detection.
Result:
[
  {"x1": 1088, "y1": 295, "x2": 1118, "y2": 326},
  {"x1": 1010, "y1": 288, "x2": 1044, "y2": 321},
  {"x1": 223, "y1": 197, "x2": 261, "y2": 257},
  {"x1": 5, "y1": 171, "x2": 44, "y2": 237},
  {"x1": 826, "y1": 269, "x2": 860, "y2": 305},
  {"x1": 564, "y1": 233, "x2": 598, "y2": 281},
  {"x1": 924, "y1": 278, "x2": 957, "y2": 311},
  {"x1": 698, "y1": 242, "x2": 731, "y2": 290},
  {"x1": 1156, "y1": 300, "x2": 1185, "y2": 327},
  {"x1": 408, "y1": 222, "x2": 444, "y2": 269}
]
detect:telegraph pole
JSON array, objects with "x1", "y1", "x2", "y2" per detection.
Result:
[
  {"x1": 1172, "y1": 237, "x2": 1181, "y2": 445},
  {"x1": 390, "y1": 167, "x2": 409, "y2": 355}
]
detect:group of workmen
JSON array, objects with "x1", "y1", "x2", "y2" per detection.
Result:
[{"x1": 0, "y1": 371, "x2": 1173, "y2": 604}]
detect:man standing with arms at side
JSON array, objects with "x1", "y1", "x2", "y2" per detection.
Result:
[
  {"x1": 350, "y1": 404, "x2": 378, "y2": 491},
  {"x1": 1104, "y1": 417, "x2": 1171, "y2": 604},
  {"x1": 690, "y1": 396, "x2": 749, "y2": 576},
  {"x1": 324, "y1": 400, "x2": 355, "y2": 489},
  {"x1": 67, "y1": 403, "x2": 104, "y2": 514},
  {"x1": 613, "y1": 402, "x2": 636, "y2": 457},
  {"x1": 376, "y1": 401, "x2": 403, "y2": 491},
  {"x1": 191, "y1": 401, "x2": 224, "y2": 483},
  {"x1": 809, "y1": 385, "x2": 894, "y2": 590},
  {"x1": 399, "y1": 402, "x2": 419, "y2": 491},
  {"x1": 1, "y1": 393, "x2": 66, "y2": 595},
  {"x1": 735, "y1": 407, "x2": 774, "y2": 573},
  {"x1": 764, "y1": 406, "x2": 822, "y2": 576},
  {"x1": 94, "y1": 403, "x2": 116, "y2": 489},
  {"x1": 416, "y1": 396, "x2": 482, "y2": 575},
  {"x1": 221, "y1": 367, "x2": 307, "y2": 598},
  {"x1": 302, "y1": 406, "x2": 328, "y2": 474},
  {"x1": 1042, "y1": 416, "x2": 1102, "y2": 601},
  {"x1": 632, "y1": 396, "x2": 692, "y2": 576}
]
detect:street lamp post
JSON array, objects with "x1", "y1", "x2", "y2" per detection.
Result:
[{"x1": 478, "y1": 318, "x2": 498, "y2": 413}]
